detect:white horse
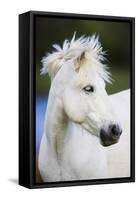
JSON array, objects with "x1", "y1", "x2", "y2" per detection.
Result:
[{"x1": 38, "y1": 34, "x2": 130, "y2": 182}]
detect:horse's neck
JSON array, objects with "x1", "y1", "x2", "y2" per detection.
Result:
[{"x1": 44, "y1": 92, "x2": 68, "y2": 158}]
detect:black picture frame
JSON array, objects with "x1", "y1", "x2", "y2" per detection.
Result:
[{"x1": 19, "y1": 10, "x2": 135, "y2": 189}]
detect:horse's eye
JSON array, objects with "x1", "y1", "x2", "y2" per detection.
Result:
[{"x1": 83, "y1": 85, "x2": 94, "y2": 93}]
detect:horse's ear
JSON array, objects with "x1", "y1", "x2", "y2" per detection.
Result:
[
  {"x1": 41, "y1": 54, "x2": 64, "y2": 80},
  {"x1": 75, "y1": 51, "x2": 86, "y2": 72}
]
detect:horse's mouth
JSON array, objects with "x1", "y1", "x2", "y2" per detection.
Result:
[{"x1": 100, "y1": 137, "x2": 119, "y2": 147}]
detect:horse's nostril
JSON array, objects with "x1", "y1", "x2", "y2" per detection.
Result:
[{"x1": 111, "y1": 124, "x2": 122, "y2": 139}]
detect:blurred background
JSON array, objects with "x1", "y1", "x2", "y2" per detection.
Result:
[{"x1": 35, "y1": 16, "x2": 131, "y2": 182}]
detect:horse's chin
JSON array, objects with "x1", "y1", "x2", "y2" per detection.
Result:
[{"x1": 100, "y1": 139, "x2": 119, "y2": 147}]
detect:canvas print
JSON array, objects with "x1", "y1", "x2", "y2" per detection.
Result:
[{"x1": 35, "y1": 16, "x2": 132, "y2": 183}]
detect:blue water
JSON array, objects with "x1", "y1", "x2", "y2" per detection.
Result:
[{"x1": 36, "y1": 96, "x2": 48, "y2": 151}]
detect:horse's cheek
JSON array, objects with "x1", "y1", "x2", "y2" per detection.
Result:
[{"x1": 63, "y1": 92, "x2": 87, "y2": 123}]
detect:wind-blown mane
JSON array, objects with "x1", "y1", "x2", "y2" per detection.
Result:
[{"x1": 41, "y1": 33, "x2": 111, "y2": 83}]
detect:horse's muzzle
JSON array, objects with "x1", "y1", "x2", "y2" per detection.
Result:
[{"x1": 100, "y1": 124, "x2": 122, "y2": 147}]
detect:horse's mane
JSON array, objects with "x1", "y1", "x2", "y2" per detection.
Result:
[{"x1": 41, "y1": 33, "x2": 111, "y2": 83}]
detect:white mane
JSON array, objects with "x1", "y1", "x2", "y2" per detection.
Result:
[{"x1": 41, "y1": 33, "x2": 111, "y2": 83}]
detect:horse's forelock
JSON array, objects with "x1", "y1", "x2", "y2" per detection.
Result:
[{"x1": 41, "y1": 33, "x2": 111, "y2": 83}]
